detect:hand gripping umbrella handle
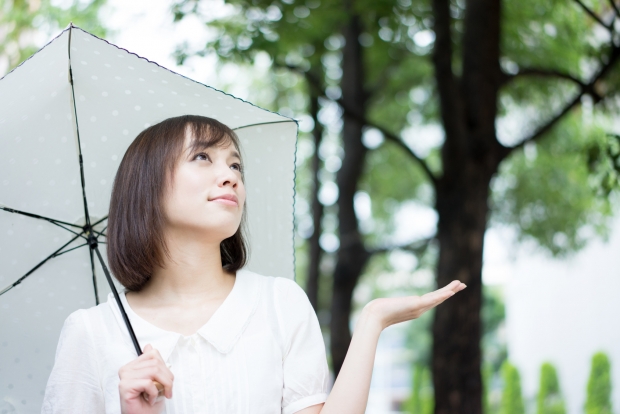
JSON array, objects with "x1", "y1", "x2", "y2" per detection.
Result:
[
  {"x1": 92, "y1": 245, "x2": 166, "y2": 402},
  {"x1": 141, "y1": 381, "x2": 165, "y2": 404}
]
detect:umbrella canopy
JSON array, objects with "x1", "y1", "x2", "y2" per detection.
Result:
[{"x1": 0, "y1": 25, "x2": 298, "y2": 413}]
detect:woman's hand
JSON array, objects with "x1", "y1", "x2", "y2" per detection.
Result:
[
  {"x1": 364, "y1": 280, "x2": 466, "y2": 330},
  {"x1": 118, "y1": 344, "x2": 174, "y2": 414}
]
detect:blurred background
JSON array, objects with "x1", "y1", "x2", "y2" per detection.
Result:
[{"x1": 1, "y1": 0, "x2": 619, "y2": 413}]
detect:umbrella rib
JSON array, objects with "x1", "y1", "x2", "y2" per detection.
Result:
[
  {"x1": 232, "y1": 120, "x2": 296, "y2": 131},
  {"x1": 53, "y1": 242, "x2": 89, "y2": 257},
  {"x1": 90, "y1": 227, "x2": 107, "y2": 238},
  {"x1": 92, "y1": 216, "x2": 108, "y2": 226},
  {"x1": 49, "y1": 220, "x2": 88, "y2": 240},
  {"x1": 0, "y1": 205, "x2": 83, "y2": 229},
  {"x1": 0, "y1": 233, "x2": 83, "y2": 297},
  {"x1": 67, "y1": 26, "x2": 92, "y2": 229}
]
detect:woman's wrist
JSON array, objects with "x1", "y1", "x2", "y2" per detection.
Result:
[{"x1": 357, "y1": 304, "x2": 386, "y2": 334}]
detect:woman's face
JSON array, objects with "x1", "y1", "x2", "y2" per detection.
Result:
[{"x1": 163, "y1": 130, "x2": 245, "y2": 242}]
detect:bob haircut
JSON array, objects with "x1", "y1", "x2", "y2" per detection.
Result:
[{"x1": 107, "y1": 115, "x2": 249, "y2": 291}]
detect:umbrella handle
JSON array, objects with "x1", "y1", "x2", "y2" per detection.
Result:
[{"x1": 141, "y1": 381, "x2": 165, "y2": 404}]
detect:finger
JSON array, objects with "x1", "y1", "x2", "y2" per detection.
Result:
[
  {"x1": 123, "y1": 360, "x2": 174, "y2": 385},
  {"x1": 150, "y1": 367, "x2": 174, "y2": 399},
  {"x1": 420, "y1": 285, "x2": 460, "y2": 308},
  {"x1": 141, "y1": 347, "x2": 167, "y2": 367},
  {"x1": 124, "y1": 366, "x2": 173, "y2": 400},
  {"x1": 119, "y1": 378, "x2": 158, "y2": 403},
  {"x1": 434, "y1": 281, "x2": 467, "y2": 299},
  {"x1": 438, "y1": 280, "x2": 461, "y2": 293},
  {"x1": 424, "y1": 285, "x2": 457, "y2": 303},
  {"x1": 136, "y1": 379, "x2": 160, "y2": 406},
  {"x1": 130, "y1": 357, "x2": 175, "y2": 380},
  {"x1": 133, "y1": 362, "x2": 174, "y2": 399},
  {"x1": 141, "y1": 349, "x2": 174, "y2": 398}
]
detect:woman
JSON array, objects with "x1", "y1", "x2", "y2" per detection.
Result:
[{"x1": 41, "y1": 115, "x2": 465, "y2": 414}]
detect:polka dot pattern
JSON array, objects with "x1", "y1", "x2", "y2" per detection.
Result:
[{"x1": 0, "y1": 26, "x2": 297, "y2": 410}]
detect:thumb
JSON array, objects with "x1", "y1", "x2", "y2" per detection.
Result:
[{"x1": 142, "y1": 343, "x2": 153, "y2": 353}]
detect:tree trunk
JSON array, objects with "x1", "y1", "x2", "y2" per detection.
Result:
[
  {"x1": 430, "y1": 0, "x2": 502, "y2": 411},
  {"x1": 432, "y1": 166, "x2": 493, "y2": 414},
  {"x1": 305, "y1": 89, "x2": 324, "y2": 312},
  {"x1": 330, "y1": 13, "x2": 371, "y2": 376}
]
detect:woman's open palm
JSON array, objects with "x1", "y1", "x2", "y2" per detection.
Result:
[{"x1": 364, "y1": 280, "x2": 466, "y2": 330}]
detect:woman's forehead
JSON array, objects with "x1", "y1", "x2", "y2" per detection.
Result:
[{"x1": 181, "y1": 127, "x2": 239, "y2": 155}]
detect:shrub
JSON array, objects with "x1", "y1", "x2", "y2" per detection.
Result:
[
  {"x1": 501, "y1": 362, "x2": 525, "y2": 414},
  {"x1": 585, "y1": 352, "x2": 612, "y2": 414},
  {"x1": 536, "y1": 362, "x2": 566, "y2": 414}
]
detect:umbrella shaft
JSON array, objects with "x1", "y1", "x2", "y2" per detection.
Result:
[{"x1": 92, "y1": 245, "x2": 143, "y2": 356}]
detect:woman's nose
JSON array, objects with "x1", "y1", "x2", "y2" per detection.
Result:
[{"x1": 216, "y1": 162, "x2": 238, "y2": 187}]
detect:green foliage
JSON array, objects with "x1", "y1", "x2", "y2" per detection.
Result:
[
  {"x1": 483, "y1": 363, "x2": 493, "y2": 414},
  {"x1": 175, "y1": 0, "x2": 620, "y2": 267},
  {"x1": 403, "y1": 363, "x2": 434, "y2": 414},
  {"x1": 358, "y1": 140, "x2": 430, "y2": 245},
  {"x1": 587, "y1": 133, "x2": 620, "y2": 196},
  {"x1": 482, "y1": 286, "x2": 507, "y2": 376},
  {"x1": 536, "y1": 362, "x2": 566, "y2": 414},
  {"x1": 482, "y1": 286, "x2": 506, "y2": 338},
  {"x1": 501, "y1": 0, "x2": 595, "y2": 115},
  {"x1": 501, "y1": 362, "x2": 525, "y2": 414},
  {"x1": 492, "y1": 113, "x2": 613, "y2": 256},
  {"x1": 585, "y1": 352, "x2": 613, "y2": 414},
  {"x1": 0, "y1": 0, "x2": 107, "y2": 74}
]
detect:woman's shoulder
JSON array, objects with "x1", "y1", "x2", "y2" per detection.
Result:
[
  {"x1": 60, "y1": 295, "x2": 120, "y2": 337},
  {"x1": 239, "y1": 268, "x2": 307, "y2": 302}
]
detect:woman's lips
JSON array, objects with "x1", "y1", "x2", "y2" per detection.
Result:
[{"x1": 211, "y1": 198, "x2": 238, "y2": 206}]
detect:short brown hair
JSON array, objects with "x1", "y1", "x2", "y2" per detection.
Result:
[{"x1": 107, "y1": 115, "x2": 249, "y2": 291}]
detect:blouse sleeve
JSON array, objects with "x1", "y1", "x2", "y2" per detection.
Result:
[
  {"x1": 274, "y1": 277, "x2": 330, "y2": 414},
  {"x1": 41, "y1": 309, "x2": 105, "y2": 414}
]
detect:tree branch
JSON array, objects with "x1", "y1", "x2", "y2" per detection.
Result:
[
  {"x1": 366, "y1": 122, "x2": 438, "y2": 186},
  {"x1": 501, "y1": 45, "x2": 620, "y2": 158},
  {"x1": 278, "y1": 62, "x2": 438, "y2": 186},
  {"x1": 608, "y1": 0, "x2": 620, "y2": 18},
  {"x1": 502, "y1": 68, "x2": 587, "y2": 90},
  {"x1": 368, "y1": 236, "x2": 434, "y2": 256},
  {"x1": 573, "y1": 0, "x2": 613, "y2": 31}
]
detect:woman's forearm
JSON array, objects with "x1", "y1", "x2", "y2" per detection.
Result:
[{"x1": 319, "y1": 307, "x2": 383, "y2": 414}]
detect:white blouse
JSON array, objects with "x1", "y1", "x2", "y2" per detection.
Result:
[{"x1": 41, "y1": 268, "x2": 331, "y2": 414}]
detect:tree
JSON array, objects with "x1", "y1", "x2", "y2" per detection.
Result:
[
  {"x1": 500, "y1": 362, "x2": 525, "y2": 414},
  {"x1": 585, "y1": 352, "x2": 613, "y2": 414},
  {"x1": 172, "y1": 1, "x2": 620, "y2": 413},
  {"x1": 536, "y1": 362, "x2": 566, "y2": 414},
  {"x1": 0, "y1": 0, "x2": 107, "y2": 75}
]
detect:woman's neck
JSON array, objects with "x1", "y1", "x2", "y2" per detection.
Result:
[{"x1": 133, "y1": 230, "x2": 235, "y2": 306}]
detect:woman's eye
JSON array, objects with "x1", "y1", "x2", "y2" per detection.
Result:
[
  {"x1": 194, "y1": 152, "x2": 209, "y2": 161},
  {"x1": 231, "y1": 163, "x2": 242, "y2": 171}
]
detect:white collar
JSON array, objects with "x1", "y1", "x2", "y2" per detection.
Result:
[{"x1": 107, "y1": 268, "x2": 262, "y2": 361}]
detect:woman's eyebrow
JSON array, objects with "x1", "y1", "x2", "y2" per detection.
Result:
[{"x1": 230, "y1": 150, "x2": 241, "y2": 160}]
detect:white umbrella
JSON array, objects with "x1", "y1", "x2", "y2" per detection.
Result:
[{"x1": 0, "y1": 24, "x2": 298, "y2": 413}]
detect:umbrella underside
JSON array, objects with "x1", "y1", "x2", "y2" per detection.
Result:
[{"x1": 0, "y1": 25, "x2": 298, "y2": 413}]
